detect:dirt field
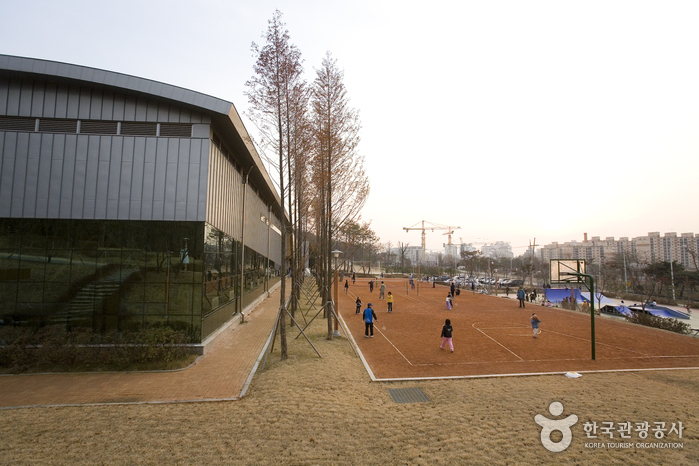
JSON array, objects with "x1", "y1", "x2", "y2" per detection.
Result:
[
  {"x1": 342, "y1": 279, "x2": 699, "y2": 379},
  {"x1": 1, "y1": 279, "x2": 698, "y2": 465}
]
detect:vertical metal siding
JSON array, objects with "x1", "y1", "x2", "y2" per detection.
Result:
[
  {"x1": 10, "y1": 132, "x2": 28, "y2": 216},
  {"x1": 30, "y1": 80, "x2": 45, "y2": 117},
  {"x1": 55, "y1": 85, "x2": 68, "y2": 118},
  {"x1": 141, "y1": 138, "x2": 156, "y2": 220},
  {"x1": 107, "y1": 137, "x2": 123, "y2": 218},
  {"x1": 19, "y1": 79, "x2": 32, "y2": 116},
  {"x1": 0, "y1": 131, "x2": 13, "y2": 216},
  {"x1": 35, "y1": 132, "x2": 53, "y2": 217},
  {"x1": 78, "y1": 87, "x2": 91, "y2": 119},
  {"x1": 6, "y1": 79, "x2": 21, "y2": 115},
  {"x1": 22, "y1": 133, "x2": 41, "y2": 216},
  {"x1": 47, "y1": 133, "x2": 65, "y2": 218},
  {"x1": 118, "y1": 137, "x2": 132, "y2": 219},
  {"x1": 205, "y1": 144, "x2": 242, "y2": 240},
  {"x1": 59, "y1": 134, "x2": 76, "y2": 218},
  {"x1": 0, "y1": 78, "x2": 9, "y2": 114},
  {"x1": 66, "y1": 86, "x2": 80, "y2": 119},
  {"x1": 71, "y1": 135, "x2": 88, "y2": 216},
  {"x1": 129, "y1": 137, "x2": 145, "y2": 218},
  {"x1": 43, "y1": 82, "x2": 57, "y2": 118},
  {"x1": 0, "y1": 78, "x2": 216, "y2": 225}
]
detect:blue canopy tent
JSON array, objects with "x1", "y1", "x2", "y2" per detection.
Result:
[
  {"x1": 543, "y1": 288, "x2": 587, "y2": 304},
  {"x1": 628, "y1": 305, "x2": 690, "y2": 320},
  {"x1": 601, "y1": 304, "x2": 633, "y2": 317}
]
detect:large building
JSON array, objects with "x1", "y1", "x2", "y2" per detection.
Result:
[
  {"x1": 0, "y1": 55, "x2": 283, "y2": 348},
  {"x1": 540, "y1": 232, "x2": 699, "y2": 271}
]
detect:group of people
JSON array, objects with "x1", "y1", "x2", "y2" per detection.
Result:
[
  {"x1": 352, "y1": 277, "x2": 544, "y2": 350},
  {"x1": 516, "y1": 287, "x2": 537, "y2": 307},
  {"x1": 347, "y1": 278, "x2": 395, "y2": 338}
]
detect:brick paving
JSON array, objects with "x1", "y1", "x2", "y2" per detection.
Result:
[{"x1": 0, "y1": 283, "x2": 286, "y2": 409}]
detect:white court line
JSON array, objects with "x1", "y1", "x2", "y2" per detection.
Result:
[
  {"x1": 471, "y1": 323, "x2": 524, "y2": 361},
  {"x1": 540, "y1": 328, "x2": 651, "y2": 357},
  {"x1": 473, "y1": 324, "x2": 652, "y2": 357},
  {"x1": 373, "y1": 327, "x2": 414, "y2": 366},
  {"x1": 370, "y1": 366, "x2": 699, "y2": 383},
  {"x1": 411, "y1": 354, "x2": 699, "y2": 367}
]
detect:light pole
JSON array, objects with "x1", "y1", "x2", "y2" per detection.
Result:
[
  {"x1": 622, "y1": 245, "x2": 628, "y2": 294},
  {"x1": 668, "y1": 243, "x2": 676, "y2": 302},
  {"x1": 332, "y1": 250, "x2": 342, "y2": 337}
]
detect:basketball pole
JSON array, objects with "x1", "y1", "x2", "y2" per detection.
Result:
[
  {"x1": 587, "y1": 274, "x2": 595, "y2": 360},
  {"x1": 568, "y1": 272, "x2": 596, "y2": 360}
]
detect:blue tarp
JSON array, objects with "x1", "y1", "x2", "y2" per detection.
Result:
[
  {"x1": 628, "y1": 305, "x2": 690, "y2": 320},
  {"x1": 544, "y1": 288, "x2": 587, "y2": 303},
  {"x1": 580, "y1": 292, "x2": 616, "y2": 306},
  {"x1": 602, "y1": 305, "x2": 633, "y2": 316}
]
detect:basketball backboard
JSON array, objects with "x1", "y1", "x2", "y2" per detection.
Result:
[{"x1": 550, "y1": 259, "x2": 586, "y2": 284}]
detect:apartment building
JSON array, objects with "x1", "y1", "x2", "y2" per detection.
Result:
[{"x1": 540, "y1": 232, "x2": 698, "y2": 271}]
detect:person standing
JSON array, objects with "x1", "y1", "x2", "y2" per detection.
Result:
[
  {"x1": 355, "y1": 297, "x2": 362, "y2": 314},
  {"x1": 344, "y1": 279, "x2": 349, "y2": 294},
  {"x1": 450, "y1": 281, "x2": 456, "y2": 297},
  {"x1": 387, "y1": 292, "x2": 394, "y2": 313},
  {"x1": 446, "y1": 294, "x2": 453, "y2": 310},
  {"x1": 369, "y1": 280, "x2": 374, "y2": 293},
  {"x1": 531, "y1": 313, "x2": 541, "y2": 338},
  {"x1": 440, "y1": 318, "x2": 454, "y2": 352},
  {"x1": 363, "y1": 303, "x2": 377, "y2": 338},
  {"x1": 517, "y1": 287, "x2": 526, "y2": 308},
  {"x1": 352, "y1": 272, "x2": 356, "y2": 284},
  {"x1": 379, "y1": 281, "x2": 386, "y2": 300}
]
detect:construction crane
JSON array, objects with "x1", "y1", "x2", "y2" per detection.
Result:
[
  {"x1": 441, "y1": 226, "x2": 462, "y2": 257},
  {"x1": 403, "y1": 221, "x2": 461, "y2": 282},
  {"x1": 404, "y1": 221, "x2": 460, "y2": 261}
]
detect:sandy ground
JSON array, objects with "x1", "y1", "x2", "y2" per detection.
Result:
[{"x1": 1, "y1": 299, "x2": 698, "y2": 465}]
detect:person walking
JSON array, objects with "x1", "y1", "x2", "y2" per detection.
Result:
[
  {"x1": 355, "y1": 297, "x2": 362, "y2": 314},
  {"x1": 379, "y1": 281, "x2": 386, "y2": 300},
  {"x1": 440, "y1": 318, "x2": 454, "y2": 352},
  {"x1": 387, "y1": 292, "x2": 394, "y2": 313},
  {"x1": 446, "y1": 294, "x2": 453, "y2": 310},
  {"x1": 450, "y1": 281, "x2": 456, "y2": 297},
  {"x1": 369, "y1": 280, "x2": 373, "y2": 293},
  {"x1": 517, "y1": 287, "x2": 526, "y2": 308},
  {"x1": 363, "y1": 303, "x2": 377, "y2": 338},
  {"x1": 352, "y1": 272, "x2": 356, "y2": 285},
  {"x1": 344, "y1": 279, "x2": 349, "y2": 294},
  {"x1": 531, "y1": 313, "x2": 541, "y2": 338}
]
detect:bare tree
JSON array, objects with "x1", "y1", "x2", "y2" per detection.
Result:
[
  {"x1": 309, "y1": 52, "x2": 368, "y2": 339},
  {"x1": 246, "y1": 10, "x2": 305, "y2": 360},
  {"x1": 398, "y1": 242, "x2": 409, "y2": 272}
]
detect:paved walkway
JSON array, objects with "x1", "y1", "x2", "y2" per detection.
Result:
[{"x1": 0, "y1": 283, "x2": 286, "y2": 409}]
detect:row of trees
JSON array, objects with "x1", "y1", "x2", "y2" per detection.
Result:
[
  {"x1": 371, "y1": 240, "x2": 699, "y2": 304},
  {"x1": 244, "y1": 11, "x2": 373, "y2": 359},
  {"x1": 455, "y1": 248, "x2": 699, "y2": 304}
]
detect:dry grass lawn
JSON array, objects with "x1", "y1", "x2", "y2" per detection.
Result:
[{"x1": 1, "y1": 305, "x2": 698, "y2": 465}]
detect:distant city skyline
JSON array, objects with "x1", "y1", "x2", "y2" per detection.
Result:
[{"x1": 1, "y1": 1, "x2": 697, "y2": 252}]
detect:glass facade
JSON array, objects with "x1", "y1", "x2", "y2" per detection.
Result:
[{"x1": 0, "y1": 219, "x2": 278, "y2": 343}]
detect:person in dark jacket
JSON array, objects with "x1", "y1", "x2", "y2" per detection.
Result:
[
  {"x1": 517, "y1": 287, "x2": 526, "y2": 308},
  {"x1": 440, "y1": 318, "x2": 454, "y2": 352}
]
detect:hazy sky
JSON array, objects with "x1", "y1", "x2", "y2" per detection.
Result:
[{"x1": 2, "y1": 0, "x2": 698, "y2": 254}]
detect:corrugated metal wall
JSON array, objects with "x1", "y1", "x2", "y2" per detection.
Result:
[
  {"x1": 0, "y1": 75, "x2": 281, "y2": 265},
  {"x1": 0, "y1": 77, "x2": 210, "y2": 222},
  {"x1": 205, "y1": 144, "x2": 281, "y2": 265}
]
